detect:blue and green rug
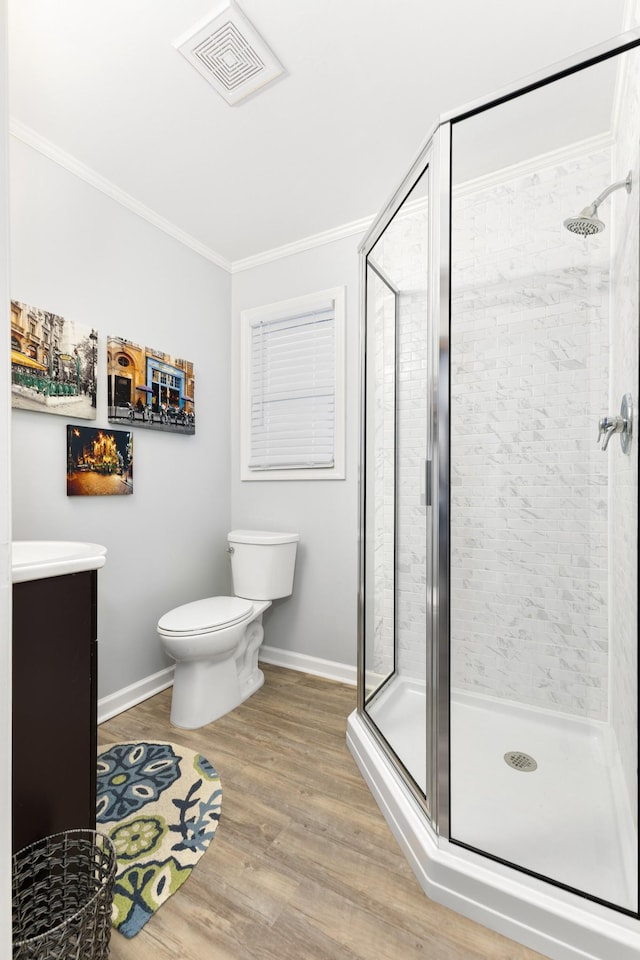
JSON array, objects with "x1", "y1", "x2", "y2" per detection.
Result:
[{"x1": 96, "y1": 741, "x2": 222, "y2": 938}]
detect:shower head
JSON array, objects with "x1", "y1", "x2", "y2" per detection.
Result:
[
  {"x1": 563, "y1": 210, "x2": 606, "y2": 236},
  {"x1": 564, "y1": 171, "x2": 632, "y2": 236}
]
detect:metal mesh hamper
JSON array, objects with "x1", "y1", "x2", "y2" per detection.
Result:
[{"x1": 12, "y1": 829, "x2": 116, "y2": 960}]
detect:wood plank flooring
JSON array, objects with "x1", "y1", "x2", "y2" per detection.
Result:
[{"x1": 98, "y1": 664, "x2": 546, "y2": 960}]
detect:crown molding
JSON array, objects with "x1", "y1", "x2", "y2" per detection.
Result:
[
  {"x1": 11, "y1": 118, "x2": 374, "y2": 274},
  {"x1": 9, "y1": 119, "x2": 233, "y2": 272},
  {"x1": 230, "y1": 214, "x2": 374, "y2": 273}
]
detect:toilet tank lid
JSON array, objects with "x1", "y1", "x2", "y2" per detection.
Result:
[{"x1": 228, "y1": 529, "x2": 299, "y2": 545}]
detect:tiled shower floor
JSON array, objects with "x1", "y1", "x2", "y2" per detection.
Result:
[{"x1": 367, "y1": 678, "x2": 638, "y2": 912}]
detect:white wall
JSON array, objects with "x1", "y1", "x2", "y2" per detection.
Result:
[
  {"x1": 10, "y1": 139, "x2": 232, "y2": 699},
  {"x1": 231, "y1": 237, "x2": 362, "y2": 673},
  {"x1": 0, "y1": 0, "x2": 13, "y2": 952}
]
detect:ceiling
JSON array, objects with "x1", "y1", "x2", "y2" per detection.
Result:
[{"x1": 8, "y1": 0, "x2": 630, "y2": 266}]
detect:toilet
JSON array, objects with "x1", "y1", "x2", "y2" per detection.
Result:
[{"x1": 157, "y1": 529, "x2": 299, "y2": 729}]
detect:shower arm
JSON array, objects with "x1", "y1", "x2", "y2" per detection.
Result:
[{"x1": 584, "y1": 171, "x2": 632, "y2": 216}]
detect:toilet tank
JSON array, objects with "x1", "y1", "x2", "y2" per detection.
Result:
[{"x1": 228, "y1": 530, "x2": 299, "y2": 600}]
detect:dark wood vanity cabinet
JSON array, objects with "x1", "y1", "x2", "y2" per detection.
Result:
[{"x1": 12, "y1": 570, "x2": 98, "y2": 853}]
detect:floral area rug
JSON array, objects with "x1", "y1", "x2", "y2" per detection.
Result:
[{"x1": 96, "y1": 741, "x2": 222, "y2": 938}]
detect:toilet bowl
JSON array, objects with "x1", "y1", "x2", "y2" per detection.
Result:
[{"x1": 157, "y1": 530, "x2": 299, "y2": 728}]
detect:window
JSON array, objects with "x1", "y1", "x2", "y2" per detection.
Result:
[{"x1": 240, "y1": 287, "x2": 346, "y2": 481}]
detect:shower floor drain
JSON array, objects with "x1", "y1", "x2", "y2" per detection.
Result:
[{"x1": 504, "y1": 751, "x2": 537, "y2": 772}]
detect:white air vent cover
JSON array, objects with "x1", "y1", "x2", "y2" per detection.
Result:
[{"x1": 174, "y1": 0, "x2": 284, "y2": 106}]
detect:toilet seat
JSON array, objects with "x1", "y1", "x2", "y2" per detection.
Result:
[{"x1": 157, "y1": 596, "x2": 254, "y2": 637}]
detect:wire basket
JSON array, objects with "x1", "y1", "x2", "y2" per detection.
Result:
[{"x1": 12, "y1": 829, "x2": 116, "y2": 960}]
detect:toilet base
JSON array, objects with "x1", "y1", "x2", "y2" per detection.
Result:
[
  {"x1": 170, "y1": 655, "x2": 240, "y2": 729},
  {"x1": 167, "y1": 606, "x2": 270, "y2": 729}
]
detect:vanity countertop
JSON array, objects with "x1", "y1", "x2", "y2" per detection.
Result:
[{"x1": 12, "y1": 540, "x2": 107, "y2": 583}]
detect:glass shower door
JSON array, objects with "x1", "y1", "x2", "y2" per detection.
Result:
[
  {"x1": 362, "y1": 162, "x2": 434, "y2": 807},
  {"x1": 448, "y1": 45, "x2": 639, "y2": 915}
]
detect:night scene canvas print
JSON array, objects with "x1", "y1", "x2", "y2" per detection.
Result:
[{"x1": 67, "y1": 425, "x2": 133, "y2": 496}]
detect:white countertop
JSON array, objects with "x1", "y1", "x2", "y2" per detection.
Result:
[{"x1": 12, "y1": 541, "x2": 107, "y2": 583}]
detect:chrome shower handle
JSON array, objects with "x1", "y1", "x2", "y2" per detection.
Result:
[
  {"x1": 597, "y1": 395, "x2": 633, "y2": 453},
  {"x1": 597, "y1": 415, "x2": 624, "y2": 450}
]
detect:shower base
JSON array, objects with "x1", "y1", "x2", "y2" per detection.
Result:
[
  {"x1": 355, "y1": 677, "x2": 639, "y2": 960},
  {"x1": 450, "y1": 689, "x2": 637, "y2": 912}
]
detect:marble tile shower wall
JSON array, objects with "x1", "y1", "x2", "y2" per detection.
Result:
[
  {"x1": 610, "y1": 44, "x2": 639, "y2": 821},
  {"x1": 450, "y1": 147, "x2": 612, "y2": 718}
]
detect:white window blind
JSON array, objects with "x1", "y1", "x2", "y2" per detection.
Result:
[{"x1": 249, "y1": 307, "x2": 336, "y2": 470}]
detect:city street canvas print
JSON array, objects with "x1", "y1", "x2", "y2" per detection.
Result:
[
  {"x1": 67, "y1": 425, "x2": 133, "y2": 496},
  {"x1": 107, "y1": 336, "x2": 195, "y2": 434},
  {"x1": 11, "y1": 300, "x2": 98, "y2": 419}
]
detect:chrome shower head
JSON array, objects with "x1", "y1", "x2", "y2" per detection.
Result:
[
  {"x1": 563, "y1": 210, "x2": 606, "y2": 236},
  {"x1": 564, "y1": 171, "x2": 632, "y2": 236}
]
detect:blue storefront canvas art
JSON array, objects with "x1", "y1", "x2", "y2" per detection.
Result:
[{"x1": 107, "y1": 336, "x2": 195, "y2": 435}]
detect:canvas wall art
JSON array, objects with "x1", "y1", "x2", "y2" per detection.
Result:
[
  {"x1": 67, "y1": 425, "x2": 133, "y2": 496},
  {"x1": 11, "y1": 300, "x2": 98, "y2": 419},
  {"x1": 107, "y1": 336, "x2": 195, "y2": 435}
]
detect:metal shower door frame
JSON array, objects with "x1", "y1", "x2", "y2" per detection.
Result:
[
  {"x1": 433, "y1": 120, "x2": 451, "y2": 839},
  {"x1": 358, "y1": 127, "x2": 445, "y2": 821}
]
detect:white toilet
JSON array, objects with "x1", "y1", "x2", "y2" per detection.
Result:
[{"x1": 157, "y1": 529, "x2": 299, "y2": 729}]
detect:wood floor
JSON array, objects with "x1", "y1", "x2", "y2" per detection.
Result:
[{"x1": 98, "y1": 664, "x2": 546, "y2": 960}]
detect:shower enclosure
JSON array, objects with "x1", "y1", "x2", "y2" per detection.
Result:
[{"x1": 348, "y1": 29, "x2": 640, "y2": 960}]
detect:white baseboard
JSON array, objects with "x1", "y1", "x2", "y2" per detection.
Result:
[
  {"x1": 259, "y1": 645, "x2": 356, "y2": 686},
  {"x1": 98, "y1": 665, "x2": 174, "y2": 724}
]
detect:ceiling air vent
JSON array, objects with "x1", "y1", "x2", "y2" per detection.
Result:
[{"x1": 174, "y1": 0, "x2": 284, "y2": 106}]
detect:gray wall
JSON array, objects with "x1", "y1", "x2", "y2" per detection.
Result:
[
  {"x1": 231, "y1": 236, "x2": 362, "y2": 671},
  {"x1": 9, "y1": 136, "x2": 364, "y2": 709},
  {"x1": 10, "y1": 139, "x2": 232, "y2": 699}
]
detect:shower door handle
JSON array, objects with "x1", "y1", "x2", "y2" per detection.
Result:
[{"x1": 420, "y1": 460, "x2": 432, "y2": 507}]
